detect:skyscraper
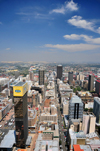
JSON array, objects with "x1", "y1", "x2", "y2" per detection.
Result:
[
  {"x1": 13, "y1": 82, "x2": 28, "y2": 148},
  {"x1": 15, "y1": 71, "x2": 20, "y2": 79},
  {"x1": 57, "y1": 65, "x2": 62, "y2": 80},
  {"x1": 29, "y1": 71, "x2": 34, "y2": 81},
  {"x1": 39, "y1": 69, "x2": 44, "y2": 85},
  {"x1": 88, "y1": 75, "x2": 94, "y2": 91},
  {"x1": 95, "y1": 80, "x2": 100, "y2": 96},
  {"x1": 69, "y1": 96, "x2": 83, "y2": 122},
  {"x1": 93, "y1": 97, "x2": 100, "y2": 124},
  {"x1": 68, "y1": 72, "x2": 73, "y2": 85}
]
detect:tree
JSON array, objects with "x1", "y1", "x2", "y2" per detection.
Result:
[
  {"x1": 77, "y1": 86, "x2": 81, "y2": 91},
  {"x1": 89, "y1": 108, "x2": 93, "y2": 112},
  {"x1": 73, "y1": 88, "x2": 77, "y2": 93},
  {"x1": 84, "y1": 108, "x2": 88, "y2": 111}
]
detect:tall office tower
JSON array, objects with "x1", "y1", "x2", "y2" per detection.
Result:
[
  {"x1": 83, "y1": 113, "x2": 96, "y2": 134},
  {"x1": 93, "y1": 97, "x2": 100, "y2": 124},
  {"x1": 57, "y1": 65, "x2": 63, "y2": 80},
  {"x1": 68, "y1": 72, "x2": 73, "y2": 85},
  {"x1": 29, "y1": 71, "x2": 34, "y2": 81},
  {"x1": 15, "y1": 71, "x2": 20, "y2": 79},
  {"x1": 13, "y1": 82, "x2": 28, "y2": 148},
  {"x1": 69, "y1": 96, "x2": 83, "y2": 122},
  {"x1": 88, "y1": 75, "x2": 94, "y2": 91},
  {"x1": 39, "y1": 69, "x2": 44, "y2": 85},
  {"x1": 95, "y1": 80, "x2": 100, "y2": 96}
]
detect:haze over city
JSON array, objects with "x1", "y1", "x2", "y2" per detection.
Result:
[{"x1": 0, "y1": 0, "x2": 100, "y2": 62}]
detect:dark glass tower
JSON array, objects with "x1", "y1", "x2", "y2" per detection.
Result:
[
  {"x1": 88, "y1": 75, "x2": 94, "y2": 91},
  {"x1": 13, "y1": 82, "x2": 28, "y2": 148},
  {"x1": 68, "y1": 72, "x2": 73, "y2": 85},
  {"x1": 57, "y1": 65, "x2": 63, "y2": 80}
]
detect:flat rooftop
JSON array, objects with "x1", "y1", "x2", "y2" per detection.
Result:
[
  {"x1": 15, "y1": 82, "x2": 25, "y2": 86},
  {"x1": 0, "y1": 130, "x2": 15, "y2": 148},
  {"x1": 35, "y1": 134, "x2": 59, "y2": 151}
]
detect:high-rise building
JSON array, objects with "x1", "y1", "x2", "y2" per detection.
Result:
[
  {"x1": 15, "y1": 71, "x2": 20, "y2": 79},
  {"x1": 95, "y1": 80, "x2": 100, "y2": 96},
  {"x1": 39, "y1": 69, "x2": 44, "y2": 85},
  {"x1": 57, "y1": 65, "x2": 62, "y2": 80},
  {"x1": 88, "y1": 75, "x2": 94, "y2": 91},
  {"x1": 13, "y1": 82, "x2": 28, "y2": 148},
  {"x1": 83, "y1": 113, "x2": 96, "y2": 134},
  {"x1": 68, "y1": 72, "x2": 73, "y2": 85},
  {"x1": 93, "y1": 97, "x2": 100, "y2": 124},
  {"x1": 69, "y1": 96, "x2": 83, "y2": 122},
  {"x1": 29, "y1": 71, "x2": 34, "y2": 81}
]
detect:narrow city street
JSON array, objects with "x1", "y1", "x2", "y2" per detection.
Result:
[{"x1": 58, "y1": 107, "x2": 67, "y2": 151}]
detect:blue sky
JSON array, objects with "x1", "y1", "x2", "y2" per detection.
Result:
[{"x1": 0, "y1": 0, "x2": 100, "y2": 63}]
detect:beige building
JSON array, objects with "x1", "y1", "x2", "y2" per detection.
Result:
[
  {"x1": 63, "y1": 100, "x2": 69, "y2": 115},
  {"x1": 50, "y1": 105, "x2": 57, "y2": 115},
  {"x1": 83, "y1": 112, "x2": 96, "y2": 134},
  {"x1": 76, "y1": 73, "x2": 84, "y2": 81},
  {"x1": 28, "y1": 109, "x2": 37, "y2": 127},
  {"x1": 40, "y1": 113, "x2": 57, "y2": 123}
]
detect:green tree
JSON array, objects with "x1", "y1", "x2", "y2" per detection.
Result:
[
  {"x1": 77, "y1": 86, "x2": 81, "y2": 91},
  {"x1": 89, "y1": 108, "x2": 93, "y2": 112},
  {"x1": 73, "y1": 88, "x2": 77, "y2": 93},
  {"x1": 84, "y1": 108, "x2": 88, "y2": 112}
]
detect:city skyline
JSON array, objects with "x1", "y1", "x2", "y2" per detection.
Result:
[{"x1": 0, "y1": 0, "x2": 100, "y2": 62}]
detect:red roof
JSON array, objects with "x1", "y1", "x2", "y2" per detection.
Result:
[
  {"x1": 96, "y1": 80, "x2": 100, "y2": 83},
  {"x1": 35, "y1": 107, "x2": 38, "y2": 110},
  {"x1": 73, "y1": 145, "x2": 84, "y2": 151}
]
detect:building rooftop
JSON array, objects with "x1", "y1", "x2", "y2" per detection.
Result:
[
  {"x1": 15, "y1": 82, "x2": 25, "y2": 86},
  {"x1": 94, "y1": 97, "x2": 100, "y2": 104},
  {"x1": 70, "y1": 96, "x2": 82, "y2": 103},
  {"x1": 35, "y1": 134, "x2": 59, "y2": 151},
  {"x1": 73, "y1": 145, "x2": 84, "y2": 151},
  {"x1": 86, "y1": 132, "x2": 98, "y2": 139},
  {"x1": 80, "y1": 145, "x2": 92, "y2": 151},
  {"x1": 0, "y1": 130, "x2": 15, "y2": 148}
]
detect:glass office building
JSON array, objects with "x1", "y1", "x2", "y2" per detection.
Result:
[{"x1": 13, "y1": 82, "x2": 28, "y2": 148}]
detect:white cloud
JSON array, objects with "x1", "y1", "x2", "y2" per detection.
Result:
[
  {"x1": 68, "y1": 16, "x2": 95, "y2": 31},
  {"x1": 64, "y1": 34, "x2": 81, "y2": 40},
  {"x1": 50, "y1": 7, "x2": 65, "y2": 14},
  {"x1": 68, "y1": 16, "x2": 100, "y2": 34},
  {"x1": 5, "y1": 48, "x2": 10, "y2": 50},
  {"x1": 0, "y1": 22, "x2": 2, "y2": 25},
  {"x1": 50, "y1": 0, "x2": 78, "y2": 14},
  {"x1": 66, "y1": 0, "x2": 78, "y2": 11},
  {"x1": 45, "y1": 44, "x2": 100, "y2": 52},
  {"x1": 63, "y1": 34, "x2": 100, "y2": 44}
]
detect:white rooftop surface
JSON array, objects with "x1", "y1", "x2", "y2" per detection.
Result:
[
  {"x1": 69, "y1": 129, "x2": 86, "y2": 139},
  {"x1": 80, "y1": 145, "x2": 92, "y2": 151},
  {"x1": 86, "y1": 132, "x2": 98, "y2": 139},
  {"x1": 0, "y1": 130, "x2": 15, "y2": 148},
  {"x1": 70, "y1": 96, "x2": 82, "y2": 103},
  {"x1": 35, "y1": 134, "x2": 59, "y2": 151},
  {"x1": 86, "y1": 139, "x2": 100, "y2": 145}
]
